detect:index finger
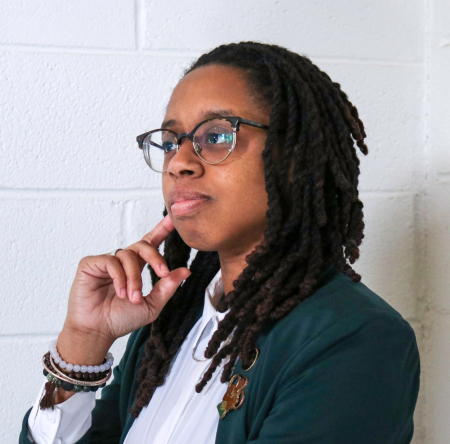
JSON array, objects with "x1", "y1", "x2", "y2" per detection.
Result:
[{"x1": 142, "y1": 214, "x2": 175, "y2": 248}]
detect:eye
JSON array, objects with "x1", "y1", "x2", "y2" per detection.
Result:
[
  {"x1": 206, "y1": 132, "x2": 222, "y2": 144},
  {"x1": 205, "y1": 131, "x2": 233, "y2": 145},
  {"x1": 162, "y1": 140, "x2": 177, "y2": 152}
]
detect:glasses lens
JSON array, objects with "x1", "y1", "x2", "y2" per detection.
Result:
[
  {"x1": 193, "y1": 119, "x2": 235, "y2": 163},
  {"x1": 143, "y1": 130, "x2": 177, "y2": 172}
]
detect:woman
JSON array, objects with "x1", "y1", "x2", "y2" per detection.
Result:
[{"x1": 20, "y1": 41, "x2": 420, "y2": 444}]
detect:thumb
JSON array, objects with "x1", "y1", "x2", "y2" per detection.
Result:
[{"x1": 144, "y1": 268, "x2": 192, "y2": 319}]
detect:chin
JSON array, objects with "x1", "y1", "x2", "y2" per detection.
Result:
[{"x1": 172, "y1": 221, "x2": 217, "y2": 252}]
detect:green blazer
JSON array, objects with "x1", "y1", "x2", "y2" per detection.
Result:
[{"x1": 20, "y1": 266, "x2": 420, "y2": 443}]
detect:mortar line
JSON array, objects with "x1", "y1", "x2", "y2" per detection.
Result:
[
  {"x1": 118, "y1": 199, "x2": 127, "y2": 247},
  {"x1": 0, "y1": 188, "x2": 163, "y2": 199},
  {"x1": 421, "y1": 0, "x2": 431, "y2": 310},
  {"x1": 359, "y1": 190, "x2": 420, "y2": 198},
  {"x1": 419, "y1": 0, "x2": 431, "y2": 439},
  {"x1": 0, "y1": 43, "x2": 197, "y2": 58},
  {"x1": 0, "y1": 333, "x2": 61, "y2": 339},
  {"x1": 124, "y1": 199, "x2": 135, "y2": 244},
  {"x1": 134, "y1": 0, "x2": 145, "y2": 50},
  {"x1": 0, "y1": 43, "x2": 422, "y2": 67},
  {"x1": 311, "y1": 55, "x2": 422, "y2": 68}
]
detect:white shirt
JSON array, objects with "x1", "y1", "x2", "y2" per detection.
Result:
[{"x1": 28, "y1": 269, "x2": 232, "y2": 444}]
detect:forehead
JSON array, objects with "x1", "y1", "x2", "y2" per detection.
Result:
[{"x1": 163, "y1": 64, "x2": 265, "y2": 129}]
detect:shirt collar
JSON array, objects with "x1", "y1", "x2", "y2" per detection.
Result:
[
  {"x1": 190, "y1": 268, "x2": 229, "y2": 363},
  {"x1": 202, "y1": 268, "x2": 228, "y2": 325}
]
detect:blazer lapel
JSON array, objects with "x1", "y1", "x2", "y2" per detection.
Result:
[{"x1": 215, "y1": 265, "x2": 336, "y2": 444}]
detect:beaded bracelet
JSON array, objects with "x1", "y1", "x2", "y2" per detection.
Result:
[
  {"x1": 49, "y1": 339, "x2": 114, "y2": 374},
  {"x1": 43, "y1": 369, "x2": 102, "y2": 392},
  {"x1": 49, "y1": 353, "x2": 111, "y2": 386},
  {"x1": 40, "y1": 352, "x2": 112, "y2": 411},
  {"x1": 51, "y1": 355, "x2": 109, "y2": 382}
]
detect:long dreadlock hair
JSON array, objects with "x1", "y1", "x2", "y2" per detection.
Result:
[{"x1": 129, "y1": 41, "x2": 368, "y2": 418}]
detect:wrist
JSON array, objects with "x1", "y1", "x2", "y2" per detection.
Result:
[{"x1": 57, "y1": 326, "x2": 114, "y2": 366}]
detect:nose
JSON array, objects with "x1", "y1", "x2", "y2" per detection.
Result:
[{"x1": 166, "y1": 136, "x2": 203, "y2": 177}]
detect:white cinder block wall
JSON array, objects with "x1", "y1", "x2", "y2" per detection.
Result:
[{"x1": 0, "y1": 1, "x2": 447, "y2": 442}]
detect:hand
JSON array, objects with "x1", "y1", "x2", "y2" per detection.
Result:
[{"x1": 62, "y1": 215, "x2": 191, "y2": 345}]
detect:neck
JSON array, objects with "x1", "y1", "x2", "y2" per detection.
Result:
[{"x1": 218, "y1": 238, "x2": 264, "y2": 299}]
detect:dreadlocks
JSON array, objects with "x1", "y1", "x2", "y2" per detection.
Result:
[{"x1": 130, "y1": 41, "x2": 368, "y2": 418}]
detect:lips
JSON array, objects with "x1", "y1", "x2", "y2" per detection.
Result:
[{"x1": 169, "y1": 188, "x2": 211, "y2": 217}]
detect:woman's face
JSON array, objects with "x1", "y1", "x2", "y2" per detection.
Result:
[{"x1": 162, "y1": 64, "x2": 270, "y2": 256}]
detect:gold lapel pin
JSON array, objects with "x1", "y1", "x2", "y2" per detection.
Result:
[
  {"x1": 216, "y1": 348, "x2": 260, "y2": 419},
  {"x1": 217, "y1": 374, "x2": 248, "y2": 419}
]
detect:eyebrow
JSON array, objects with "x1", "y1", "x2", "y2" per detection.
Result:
[{"x1": 160, "y1": 108, "x2": 236, "y2": 129}]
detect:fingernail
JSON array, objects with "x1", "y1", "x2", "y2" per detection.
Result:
[
  {"x1": 132, "y1": 291, "x2": 142, "y2": 302},
  {"x1": 161, "y1": 264, "x2": 170, "y2": 273},
  {"x1": 120, "y1": 289, "x2": 127, "y2": 298}
]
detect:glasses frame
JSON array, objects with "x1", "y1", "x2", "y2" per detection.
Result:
[{"x1": 136, "y1": 116, "x2": 269, "y2": 173}]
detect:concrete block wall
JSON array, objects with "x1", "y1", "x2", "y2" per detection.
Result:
[{"x1": 0, "y1": 0, "x2": 446, "y2": 442}]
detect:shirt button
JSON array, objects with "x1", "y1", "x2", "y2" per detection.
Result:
[
  {"x1": 47, "y1": 414, "x2": 56, "y2": 424},
  {"x1": 54, "y1": 438, "x2": 62, "y2": 444}
]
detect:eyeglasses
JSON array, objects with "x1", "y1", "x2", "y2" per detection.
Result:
[{"x1": 136, "y1": 116, "x2": 269, "y2": 173}]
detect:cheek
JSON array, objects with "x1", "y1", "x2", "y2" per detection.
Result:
[
  {"x1": 239, "y1": 158, "x2": 268, "y2": 208},
  {"x1": 216, "y1": 169, "x2": 269, "y2": 228}
]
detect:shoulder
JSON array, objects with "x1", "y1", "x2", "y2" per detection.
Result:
[
  {"x1": 235, "y1": 269, "x2": 420, "y2": 444},
  {"x1": 256, "y1": 266, "x2": 419, "y2": 367}
]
